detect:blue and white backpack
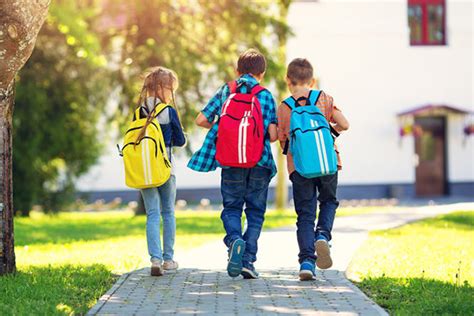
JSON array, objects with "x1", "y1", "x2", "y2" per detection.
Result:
[{"x1": 283, "y1": 90, "x2": 338, "y2": 178}]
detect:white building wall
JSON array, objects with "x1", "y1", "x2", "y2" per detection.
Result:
[
  {"x1": 286, "y1": 0, "x2": 473, "y2": 185},
  {"x1": 447, "y1": 114, "x2": 474, "y2": 182}
]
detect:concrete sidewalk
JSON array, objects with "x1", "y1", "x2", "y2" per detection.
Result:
[{"x1": 88, "y1": 202, "x2": 473, "y2": 315}]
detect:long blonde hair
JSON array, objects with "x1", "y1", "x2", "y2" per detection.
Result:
[{"x1": 135, "y1": 66, "x2": 179, "y2": 143}]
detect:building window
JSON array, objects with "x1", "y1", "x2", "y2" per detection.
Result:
[{"x1": 408, "y1": 0, "x2": 446, "y2": 45}]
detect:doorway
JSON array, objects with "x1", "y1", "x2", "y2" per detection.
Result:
[{"x1": 415, "y1": 116, "x2": 447, "y2": 196}]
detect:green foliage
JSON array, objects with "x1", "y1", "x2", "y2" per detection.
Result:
[
  {"x1": 13, "y1": 2, "x2": 110, "y2": 214},
  {"x1": 13, "y1": 1, "x2": 291, "y2": 214},
  {"x1": 349, "y1": 211, "x2": 474, "y2": 315},
  {"x1": 104, "y1": 0, "x2": 291, "y2": 131}
]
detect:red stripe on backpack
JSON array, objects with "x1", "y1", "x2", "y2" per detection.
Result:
[{"x1": 216, "y1": 81, "x2": 265, "y2": 168}]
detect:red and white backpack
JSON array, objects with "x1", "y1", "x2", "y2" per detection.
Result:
[{"x1": 216, "y1": 81, "x2": 265, "y2": 168}]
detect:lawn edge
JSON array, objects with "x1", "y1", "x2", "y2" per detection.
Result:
[
  {"x1": 340, "y1": 271, "x2": 389, "y2": 316},
  {"x1": 86, "y1": 272, "x2": 130, "y2": 315}
]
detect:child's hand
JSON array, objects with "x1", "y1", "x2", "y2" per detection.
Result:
[
  {"x1": 195, "y1": 113, "x2": 214, "y2": 129},
  {"x1": 332, "y1": 110, "x2": 349, "y2": 132},
  {"x1": 268, "y1": 124, "x2": 278, "y2": 142}
]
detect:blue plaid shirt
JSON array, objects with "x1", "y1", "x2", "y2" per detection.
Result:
[{"x1": 188, "y1": 74, "x2": 278, "y2": 177}]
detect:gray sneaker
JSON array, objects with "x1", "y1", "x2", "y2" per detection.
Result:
[
  {"x1": 163, "y1": 260, "x2": 179, "y2": 271},
  {"x1": 241, "y1": 262, "x2": 259, "y2": 279}
]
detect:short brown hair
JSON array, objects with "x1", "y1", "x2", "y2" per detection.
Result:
[
  {"x1": 237, "y1": 49, "x2": 266, "y2": 76},
  {"x1": 286, "y1": 58, "x2": 313, "y2": 85}
]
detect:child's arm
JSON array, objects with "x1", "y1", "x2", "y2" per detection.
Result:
[
  {"x1": 331, "y1": 109, "x2": 349, "y2": 132},
  {"x1": 325, "y1": 92, "x2": 349, "y2": 133},
  {"x1": 277, "y1": 103, "x2": 291, "y2": 149},
  {"x1": 265, "y1": 92, "x2": 278, "y2": 143},
  {"x1": 170, "y1": 108, "x2": 186, "y2": 147},
  {"x1": 195, "y1": 85, "x2": 226, "y2": 129},
  {"x1": 195, "y1": 113, "x2": 214, "y2": 129},
  {"x1": 268, "y1": 123, "x2": 277, "y2": 142}
]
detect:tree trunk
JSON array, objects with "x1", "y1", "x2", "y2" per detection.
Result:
[
  {"x1": 0, "y1": 0, "x2": 50, "y2": 275},
  {"x1": 275, "y1": 150, "x2": 288, "y2": 210},
  {"x1": 0, "y1": 87, "x2": 15, "y2": 274},
  {"x1": 275, "y1": 0, "x2": 292, "y2": 211}
]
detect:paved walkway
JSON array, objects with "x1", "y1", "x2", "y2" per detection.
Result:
[{"x1": 88, "y1": 202, "x2": 473, "y2": 315}]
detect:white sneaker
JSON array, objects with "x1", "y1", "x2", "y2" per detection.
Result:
[
  {"x1": 315, "y1": 239, "x2": 333, "y2": 269},
  {"x1": 151, "y1": 260, "x2": 164, "y2": 276},
  {"x1": 163, "y1": 260, "x2": 179, "y2": 271}
]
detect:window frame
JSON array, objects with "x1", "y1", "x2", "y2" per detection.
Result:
[{"x1": 408, "y1": 0, "x2": 447, "y2": 46}]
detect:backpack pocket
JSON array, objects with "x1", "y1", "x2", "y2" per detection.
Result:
[
  {"x1": 290, "y1": 109, "x2": 337, "y2": 178},
  {"x1": 216, "y1": 92, "x2": 264, "y2": 168},
  {"x1": 121, "y1": 117, "x2": 171, "y2": 189}
]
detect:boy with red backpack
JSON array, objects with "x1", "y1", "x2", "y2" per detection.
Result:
[
  {"x1": 278, "y1": 58, "x2": 349, "y2": 281},
  {"x1": 188, "y1": 49, "x2": 278, "y2": 279}
]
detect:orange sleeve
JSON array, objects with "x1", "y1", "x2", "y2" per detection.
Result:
[
  {"x1": 277, "y1": 103, "x2": 291, "y2": 143},
  {"x1": 319, "y1": 91, "x2": 339, "y2": 123}
]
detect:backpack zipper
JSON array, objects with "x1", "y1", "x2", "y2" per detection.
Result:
[
  {"x1": 125, "y1": 122, "x2": 160, "y2": 135},
  {"x1": 121, "y1": 136, "x2": 158, "y2": 157}
]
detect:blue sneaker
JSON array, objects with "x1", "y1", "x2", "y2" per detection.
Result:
[
  {"x1": 241, "y1": 262, "x2": 259, "y2": 279},
  {"x1": 227, "y1": 239, "x2": 246, "y2": 278},
  {"x1": 315, "y1": 236, "x2": 333, "y2": 269},
  {"x1": 299, "y1": 261, "x2": 315, "y2": 281}
]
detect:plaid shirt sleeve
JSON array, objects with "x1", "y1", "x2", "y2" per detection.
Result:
[
  {"x1": 201, "y1": 84, "x2": 229, "y2": 122},
  {"x1": 256, "y1": 89, "x2": 278, "y2": 177},
  {"x1": 187, "y1": 84, "x2": 230, "y2": 172},
  {"x1": 258, "y1": 89, "x2": 278, "y2": 131}
]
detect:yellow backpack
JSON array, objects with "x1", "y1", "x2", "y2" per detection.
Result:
[{"x1": 119, "y1": 103, "x2": 171, "y2": 189}]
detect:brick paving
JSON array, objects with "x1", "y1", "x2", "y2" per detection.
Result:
[
  {"x1": 88, "y1": 268, "x2": 384, "y2": 315},
  {"x1": 88, "y1": 202, "x2": 473, "y2": 316}
]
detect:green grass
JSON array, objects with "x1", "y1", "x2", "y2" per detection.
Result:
[
  {"x1": 335, "y1": 206, "x2": 400, "y2": 217},
  {"x1": 0, "y1": 206, "x2": 402, "y2": 315},
  {"x1": 348, "y1": 211, "x2": 474, "y2": 315},
  {"x1": 0, "y1": 209, "x2": 301, "y2": 315}
]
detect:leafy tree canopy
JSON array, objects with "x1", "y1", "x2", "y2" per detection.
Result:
[
  {"x1": 13, "y1": 0, "x2": 291, "y2": 214},
  {"x1": 13, "y1": 0, "x2": 109, "y2": 214},
  {"x1": 105, "y1": 0, "x2": 290, "y2": 129}
]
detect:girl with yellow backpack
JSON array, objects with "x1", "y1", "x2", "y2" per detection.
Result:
[{"x1": 120, "y1": 67, "x2": 185, "y2": 276}]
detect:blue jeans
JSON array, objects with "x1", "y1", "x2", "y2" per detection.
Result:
[
  {"x1": 140, "y1": 175, "x2": 176, "y2": 262},
  {"x1": 290, "y1": 171, "x2": 339, "y2": 264},
  {"x1": 220, "y1": 166, "x2": 271, "y2": 265}
]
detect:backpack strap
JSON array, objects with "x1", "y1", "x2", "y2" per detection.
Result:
[
  {"x1": 227, "y1": 81, "x2": 238, "y2": 94},
  {"x1": 281, "y1": 91, "x2": 322, "y2": 155},
  {"x1": 282, "y1": 96, "x2": 296, "y2": 110},
  {"x1": 152, "y1": 103, "x2": 170, "y2": 117},
  {"x1": 308, "y1": 90, "x2": 322, "y2": 106},
  {"x1": 250, "y1": 84, "x2": 265, "y2": 95},
  {"x1": 306, "y1": 90, "x2": 339, "y2": 137},
  {"x1": 134, "y1": 103, "x2": 170, "y2": 121},
  {"x1": 282, "y1": 139, "x2": 290, "y2": 155},
  {"x1": 133, "y1": 107, "x2": 147, "y2": 121}
]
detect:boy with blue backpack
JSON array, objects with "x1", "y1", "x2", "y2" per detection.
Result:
[
  {"x1": 189, "y1": 49, "x2": 278, "y2": 279},
  {"x1": 277, "y1": 58, "x2": 349, "y2": 281}
]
